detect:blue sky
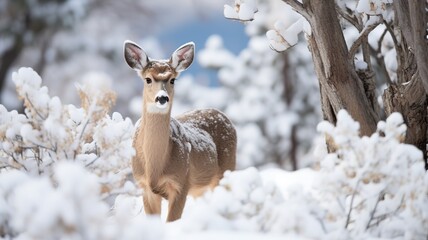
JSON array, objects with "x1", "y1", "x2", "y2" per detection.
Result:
[{"x1": 158, "y1": 12, "x2": 248, "y2": 86}]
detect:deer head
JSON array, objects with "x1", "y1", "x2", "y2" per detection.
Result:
[{"x1": 124, "y1": 41, "x2": 195, "y2": 114}]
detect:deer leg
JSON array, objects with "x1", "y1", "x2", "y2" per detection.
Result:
[
  {"x1": 143, "y1": 190, "x2": 162, "y2": 215},
  {"x1": 166, "y1": 185, "x2": 189, "y2": 222}
]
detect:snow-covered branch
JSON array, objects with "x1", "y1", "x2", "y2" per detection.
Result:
[
  {"x1": 266, "y1": 18, "x2": 309, "y2": 52},
  {"x1": 224, "y1": 0, "x2": 258, "y2": 22}
]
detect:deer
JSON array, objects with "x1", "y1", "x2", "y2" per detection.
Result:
[{"x1": 123, "y1": 40, "x2": 237, "y2": 222}]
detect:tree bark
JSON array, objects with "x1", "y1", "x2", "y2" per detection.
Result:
[
  {"x1": 383, "y1": 0, "x2": 428, "y2": 167},
  {"x1": 408, "y1": 1, "x2": 428, "y2": 95},
  {"x1": 305, "y1": 0, "x2": 379, "y2": 136},
  {"x1": 383, "y1": 77, "x2": 427, "y2": 167},
  {"x1": 281, "y1": 53, "x2": 298, "y2": 170}
]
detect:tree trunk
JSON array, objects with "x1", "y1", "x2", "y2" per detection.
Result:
[
  {"x1": 0, "y1": 36, "x2": 23, "y2": 104},
  {"x1": 305, "y1": 0, "x2": 380, "y2": 136},
  {"x1": 281, "y1": 53, "x2": 298, "y2": 170},
  {"x1": 383, "y1": 77, "x2": 427, "y2": 167},
  {"x1": 382, "y1": 0, "x2": 428, "y2": 168}
]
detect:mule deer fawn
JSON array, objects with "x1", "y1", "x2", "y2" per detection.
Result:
[{"x1": 124, "y1": 41, "x2": 237, "y2": 222}]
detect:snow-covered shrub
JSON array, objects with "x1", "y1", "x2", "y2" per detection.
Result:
[
  {"x1": 0, "y1": 162, "x2": 163, "y2": 240},
  {"x1": 174, "y1": 110, "x2": 428, "y2": 239},
  {"x1": 176, "y1": 167, "x2": 325, "y2": 238},
  {"x1": 179, "y1": 168, "x2": 283, "y2": 231},
  {"x1": 0, "y1": 67, "x2": 175, "y2": 239},
  {"x1": 0, "y1": 67, "x2": 134, "y2": 192},
  {"x1": 317, "y1": 110, "x2": 428, "y2": 239}
]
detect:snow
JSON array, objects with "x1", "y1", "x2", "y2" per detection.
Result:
[
  {"x1": 238, "y1": 3, "x2": 257, "y2": 21},
  {"x1": 356, "y1": 0, "x2": 393, "y2": 19},
  {"x1": 170, "y1": 110, "x2": 220, "y2": 156},
  {"x1": 266, "y1": 18, "x2": 305, "y2": 52},
  {"x1": 198, "y1": 35, "x2": 236, "y2": 69},
  {"x1": 224, "y1": 5, "x2": 239, "y2": 20},
  {"x1": 355, "y1": 60, "x2": 368, "y2": 70},
  {"x1": 224, "y1": 0, "x2": 258, "y2": 21}
]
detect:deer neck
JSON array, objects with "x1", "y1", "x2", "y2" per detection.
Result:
[{"x1": 139, "y1": 97, "x2": 172, "y2": 182}]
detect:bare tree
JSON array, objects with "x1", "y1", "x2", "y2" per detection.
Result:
[{"x1": 277, "y1": 0, "x2": 427, "y2": 167}]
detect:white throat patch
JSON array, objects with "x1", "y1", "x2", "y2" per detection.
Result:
[{"x1": 146, "y1": 103, "x2": 170, "y2": 114}]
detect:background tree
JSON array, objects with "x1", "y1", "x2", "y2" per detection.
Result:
[
  {"x1": 0, "y1": 0, "x2": 154, "y2": 112},
  {"x1": 190, "y1": 1, "x2": 321, "y2": 170},
  {"x1": 0, "y1": 0, "x2": 91, "y2": 104}
]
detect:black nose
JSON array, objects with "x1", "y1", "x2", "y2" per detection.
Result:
[{"x1": 155, "y1": 96, "x2": 169, "y2": 105}]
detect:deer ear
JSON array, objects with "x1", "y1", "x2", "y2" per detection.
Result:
[
  {"x1": 124, "y1": 40, "x2": 149, "y2": 71},
  {"x1": 171, "y1": 42, "x2": 195, "y2": 72}
]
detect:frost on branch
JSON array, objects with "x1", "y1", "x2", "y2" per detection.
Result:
[
  {"x1": 224, "y1": 0, "x2": 258, "y2": 22},
  {"x1": 356, "y1": 0, "x2": 392, "y2": 18},
  {"x1": 0, "y1": 67, "x2": 135, "y2": 197},
  {"x1": 266, "y1": 18, "x2": 310, "y2": 52}
]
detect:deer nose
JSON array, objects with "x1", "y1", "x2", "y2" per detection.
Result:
[
  {"x1": 156, "y1": 95, "x2": 169, "y2": 105},
  {"x1": 154, "y1": 90, "x2": 170, "y2": 109}
]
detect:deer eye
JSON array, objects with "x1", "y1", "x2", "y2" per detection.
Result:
[
  {"x1": 145, "y1": 78, "x2": 152, "y2": 84},
  {"x1": 170, "y1": 78, "x2": 176, "y2": 85}
]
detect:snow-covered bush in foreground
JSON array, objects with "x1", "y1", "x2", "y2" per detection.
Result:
[
  {"x1": 0, "y1": 67, "x2": 134, "y2": 195},
  {"x1": 172, "y1": 110, "x2": 428, "y2": 239},
  {"x1": 175, "y1": 167, "x2": 323, "y2": 239},
  {"x1": 0, "y1": 67, "x2": 140, "y2": 238},
  {"x1": 0, "y1": 162, "x2": 163, "y2": 240},
  {"x1": 317, "y1": 110, "x2": 428, "y2": 239}
]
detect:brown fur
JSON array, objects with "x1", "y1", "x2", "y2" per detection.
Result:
[{"x1": 132, "y1": 61, "x2": 237, "y2": 222}]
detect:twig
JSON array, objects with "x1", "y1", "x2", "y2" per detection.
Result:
[
  {"x1": 79, "y1": 118, "x2": 90, "y2": 141},
  {"x1": 0, "y1": 164, "x2": 20, "y2": 170},
  {"x1": 377, "y1": 28, "x2": 388, "y2": 53},
  {"x1": 366, "y1": 191, "x2": 384, "y2": 230},
  {"x1": 345, "y1": 179, "x2": 360, "y2": 229},
  {"x1": 369, "y1": 44, "x2": 393, "y2": 85},
  {"x1": 25, "y1": 93, "x2": 47, "y2": 120},
  {"x1": 336, "y1": 4, "x2": 361, "y2": 30},
  {"x1": 85, "y1": 155, "x2": 100, "y2": 167},
  {"x1": 4, "y1": 151, "x2": 27, "y2": 171},
  {"x1": 281, "y1": 0, "x2": 310, "y2": 20},
  {"x1": 21, "y1": 144, "x2": 53, "y2": 152},
  {"x1": 367, "y1": 194, "x2": 404, "y2": 228},
  {"x1": 349, "y1": 18, "x2": 382, "y2": 62},
  {"x1": 336, "y1": 196, "x2": 345, "y2": 212},
  {"x1": 314, "y1": 213, "x2": 327, "y2": 233},
  {"x1": 383, "y1": 20, "x2": 399, "y2": 49},
  {"x1": 73, "y1": 99, "x2": 97, "y2": 159}
]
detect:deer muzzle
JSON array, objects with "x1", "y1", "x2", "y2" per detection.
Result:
[{"x1": 155, "y1": 90, "x2": 170, "y2": 109}]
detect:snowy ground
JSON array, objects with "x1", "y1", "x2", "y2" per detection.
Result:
[{"x1": 113, "y1": 168, "x2": 320, "y2": 240}]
